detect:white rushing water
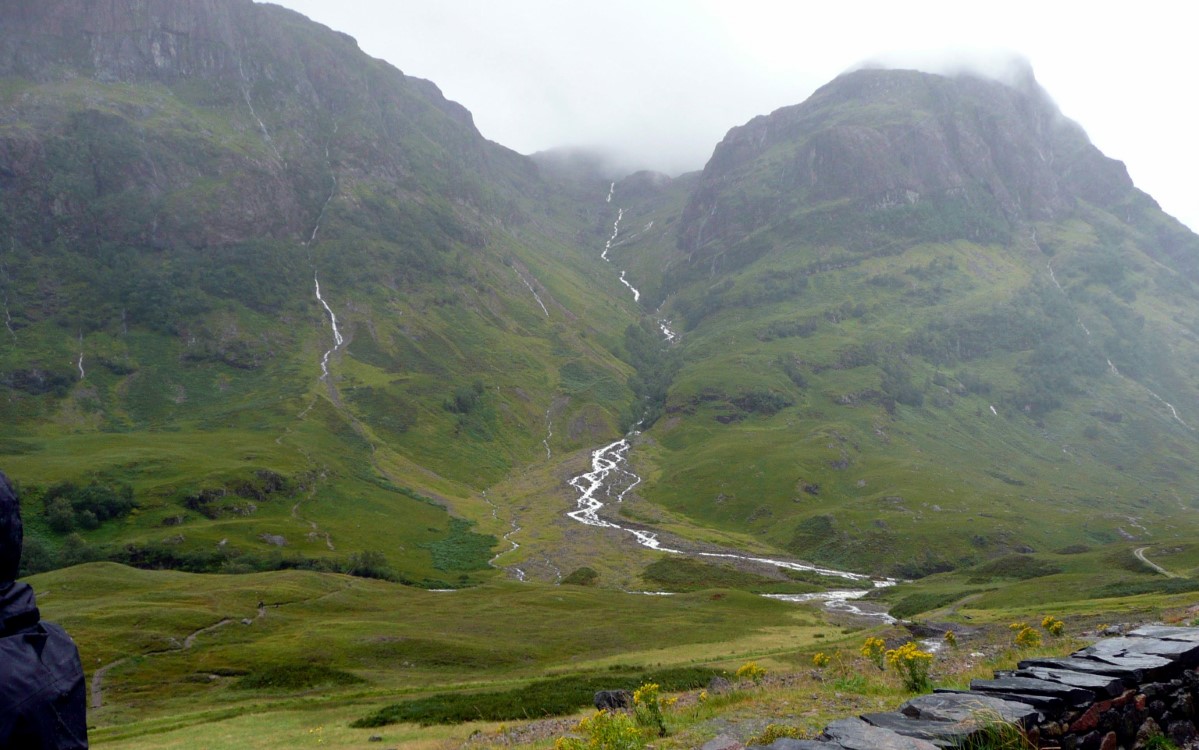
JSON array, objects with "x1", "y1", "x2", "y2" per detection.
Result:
[
  {"x1": 601, "y1": 208, "x2": 624, "y2": 262},
  {"x1": 306, "y1": 124, "x2": 344, "y2": 382},
  {"x1": 619, "y1": 271, "x2": 641, "y2": 302},
  {"x1": 513, "y1": 267, "x2": 549, "y2": 316},
  {"x1": 542, "y1": 408, "x2": 554, "y2": 459},
  {"x1": 238, "y1": 59, "x2": 282, "y2": 163},
  {"x1": 606, "y1": 182, "x2": 614, "y2": 203},
  {"x1": 763, "y1": 591, "x2": 897, "y2": 624},
  {"x1": 2, "y1": 291, "x2": 14, "y2": 340},
  {"x1": 567, "y1": 438, "x2": 896, "y2": 619},
  {"x1": 658, "y1": 320, "x2": 677, "y2": 343},
  {"x1": 314, "y1": 273, "x2": 344, "y2": 381},
  {"x1": 76, "y1": 332, "x2": 84, "y2": 380}
]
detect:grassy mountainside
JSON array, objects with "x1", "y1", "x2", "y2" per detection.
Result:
[
  {"x1": 615, "y1": 67, "x2": 1199, "y2": 576},
  {"x1": 0, "y1": 0, "x2": 646, "y2": 584},
  {"x1": 8, "y1": 5, "x2": 1199, "y2": 747}
]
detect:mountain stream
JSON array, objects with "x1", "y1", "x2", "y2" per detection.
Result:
[{"x1": 567, "y1": 437, "x2": 895, "y2": 621}]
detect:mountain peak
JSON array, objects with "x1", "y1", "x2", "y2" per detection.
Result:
[{"x1": 680, "y1": 64, "x2": 1136, "y2": 255}]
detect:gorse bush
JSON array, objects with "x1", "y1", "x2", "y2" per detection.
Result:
[
  {"x1": 885, "y1": 642, "x2": 933, "y2": 692},
  {"x1": 861, "y1": 637, "x2": 886, "y2": 669},
  {"x1": 1011, "y1": 624, "x2": 1042, "y2": 648},
  {"x1": 735, "y1": 661, "x2": 766, "y2": 684},
  {"x1": 555, "y1": 711, "x2": 645, "y2": 750},
  {"x1": 1041, "y1": 616, "x2": 1065, "y2": 636},
  {"x1": 352, "y1": 667, "x2": 721, "y2": 727},
  {"x1": 632, "y1": 682, "x2": 667, "y2": 737},
  {"x1": 811, "y1": 652, "x2": 831, "y2": 669}
]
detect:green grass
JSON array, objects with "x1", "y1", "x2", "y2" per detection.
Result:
[{"x1": 352, "y1": 667, "x2": 722, "y2": 727}]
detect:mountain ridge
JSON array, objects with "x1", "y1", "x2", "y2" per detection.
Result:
[{"x1": 3, "y1": 0, "x2": 1199, "y2": 586}]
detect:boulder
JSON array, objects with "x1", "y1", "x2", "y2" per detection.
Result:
[
  {"x1": 900, "y1": 692, "x2": 1040, "y2": 726},
  {"x1": 822, "y1": 718, "x2": 939, "y2": 750},
  {"x1": 593, "y1": 689, "x2": 632, "y2": 711}
]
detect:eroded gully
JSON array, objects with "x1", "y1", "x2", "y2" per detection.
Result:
[
  {"x1": 560, "y1": 186, "x2": 892, "y2": 617},
  {"x1": 1041, "y1": 230, "x2": 1189, "y2": 429}
]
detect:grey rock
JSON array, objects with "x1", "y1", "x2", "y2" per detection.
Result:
[
  {"x1": 1135, "y1": 718, "x2": 1163, "y2": 750},
  {"x1": 1168, "y1": 720, "x2": 1198, "y2": 745},
  {"x1": 1080, "y1": 636, "x2": 1199, "y2": 664},
  {"x1": 1128, "y1": 626, "x2": 1199, "y2": 642},
  {"x1": 708, "y1": 675, "x2": 734, "y2": 694},
  {"x1": 901, "y1": 692, "x2": 1040, "y2": 726},
  {"x1": 935, "y1": 687, "x2": 1064, "y2": 714},
  {"x1": 1013, "y1": 667, "x2": 1125, "y2": 697},
  {"x1": 749, "y1": 740, "x2": 831, "y2": 750},
  {"x1": 822, "y1": 718, "x2": 939, "y2": 750},
  {"x1": 1018, "y1": 657, "x2": 1143, "y2": 683},
  {"x1": 970, "y1": 676, "x2": 1095, "y2": 706},
  {"x1": 593, "y1": 689, "x2": 631, "y2": 710},
  {"x1": 860, "y1": 712, "x2": 969, "y2": 748},
  {"x1": 701, "y1": 733, "x2": 745, "y2": 750}
]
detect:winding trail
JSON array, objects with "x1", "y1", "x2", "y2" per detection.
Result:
[
  {"x1": 482, "y1": 491, "x2": 525, "y2": 581},
  {"x1": 90, "y1": 585, "x2": 344, "y2": 710},
  {"x1": 1134, "y1": 546, "x2": 1177, "y2": 578},
  {"x1": 291, "y1": 498, "x2": 335, "y2": 551}
]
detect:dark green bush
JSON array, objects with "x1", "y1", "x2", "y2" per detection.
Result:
[
  {"x1": 351, "y1": 667, "x2": 723, "y2": 727},
  {"x1": 235, "y1": 664, "x2": 364, "y2": 691}
]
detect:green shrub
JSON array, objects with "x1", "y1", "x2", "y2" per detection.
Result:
[
  {"x1": 562, "y1": 567, "x2": 600, "y2": 586},
  {"x1": 889, "y1": 591, "x2": 963, "y2": 618},
  {"x1": 351, "y1": 667, "x2": 722, "y2": 727},
  {"x1": 748, "y1": 724, "x2": 810, "y2": 746},
  {"x1": 235, "y1": 664, "x2": 364, "y2": 691}
]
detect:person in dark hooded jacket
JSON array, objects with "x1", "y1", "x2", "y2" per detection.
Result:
[{"x1": 0, "y1": 470, "x2": 88, "y2": 748}]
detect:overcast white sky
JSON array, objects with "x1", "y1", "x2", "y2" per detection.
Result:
[{"x1": 272, "y1": 1, "x2": 1198, "y2": 230}]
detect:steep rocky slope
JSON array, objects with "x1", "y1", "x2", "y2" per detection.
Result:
[
  {"x1": 0, "y1": 0, "x2": 641, "y2": 583},
  {"x1": 615, "y1": 66, "x2": 1199, "y2": 576}
]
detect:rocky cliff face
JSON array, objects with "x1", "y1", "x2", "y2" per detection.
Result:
[
  {"x1": 0, "y1": 0, "x2": 531, "y2": 250},
  {"x1": 678, "y1": 66, "x2": 1146, "y2": 259}
]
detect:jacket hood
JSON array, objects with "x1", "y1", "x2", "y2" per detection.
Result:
[{"x1": 0, "y1": 581, "x2": 40, "y2": 636}]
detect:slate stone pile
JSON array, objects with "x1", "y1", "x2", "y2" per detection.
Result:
[{"x1": 745, "y1": 625, "x2": 1199, "y2": 750}]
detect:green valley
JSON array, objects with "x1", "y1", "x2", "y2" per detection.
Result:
[{"x1": 4, "y1": 2, "x2": 1199, "y2": 749}]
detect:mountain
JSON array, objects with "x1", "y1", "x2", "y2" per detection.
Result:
[
  {"x1": 13, "y1": 4, "x2": 1199, "y2": 744},
  {"x1": 0, "y1": 0, "x2": 645, "y2": 585},
  {"x1": 5, "y1": 0, "x2": 1199, "y2": 590},
  {"x1": 605, "y1": 64, "x2": 1199, "y2": 576}
]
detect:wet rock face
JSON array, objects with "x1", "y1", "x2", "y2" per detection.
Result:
[
  {"x1": 678, "y1": 67, "x2": 1136, "y2": 258},
  {"x1": 0, "y1": 0, "x2": 508, "y2": 251},
  {"x1": 747, "y1": 626, "x2": 1199, "y2": 750},
  {"x1": 0, "y1": 0, "x2": 256, "y2": 81}
]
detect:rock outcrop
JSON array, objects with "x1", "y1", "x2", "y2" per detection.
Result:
[{"x1": 750, "y1": 626, "x2": 1199, "y2": 750}]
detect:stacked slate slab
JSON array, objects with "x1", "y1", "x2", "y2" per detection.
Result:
[{"x1": 748, "y1": 626, "x2": 1199, "y2": 750}]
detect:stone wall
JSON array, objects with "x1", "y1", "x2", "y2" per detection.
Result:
[{"x1": 748, "y1": 625, "x2": 1199, "y2": 750}]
